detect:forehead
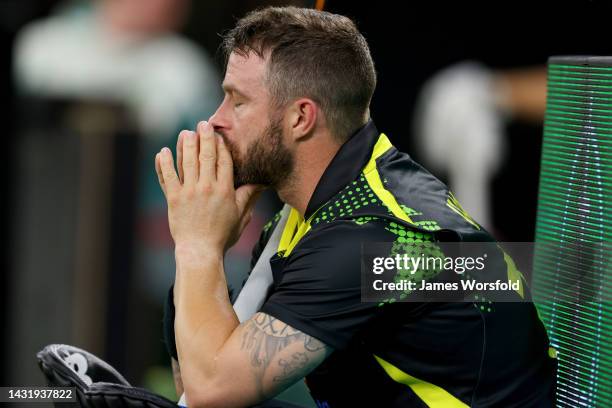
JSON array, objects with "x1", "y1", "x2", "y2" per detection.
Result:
[{"x1": 223, "y1": 51, "x2": 267, "y2": 94}]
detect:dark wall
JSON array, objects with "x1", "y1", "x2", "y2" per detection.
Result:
[{"x1": 326, "y1": 0, "x2": 612, "y2": 241}]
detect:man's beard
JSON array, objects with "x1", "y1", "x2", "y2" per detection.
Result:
[{"x1": 221, "y1": 116, "x2": 294, "y2": 189}]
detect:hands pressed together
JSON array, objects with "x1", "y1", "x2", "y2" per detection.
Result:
[{"x1": 155, "y1": 121, "x2": 262, "y2": 255}]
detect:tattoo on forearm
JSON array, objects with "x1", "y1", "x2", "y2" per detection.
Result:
[
  {"x1": 274, "y1": 352, "x2": 308, "y2": 382},
  {"x1": 241, "y1": 313, "x2": 329, "y2": 389}
]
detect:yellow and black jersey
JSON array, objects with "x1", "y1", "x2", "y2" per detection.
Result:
[
  {"x1": 254, "y1": 121, "x2": 556, "y2": 407},
  {"x1": 164, "y1": 121, "x2": 556, "y2": 407}
]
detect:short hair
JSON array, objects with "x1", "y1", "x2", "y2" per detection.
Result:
[{"x1": 221, "y1": 6, "x2": 377, "y2": 142}]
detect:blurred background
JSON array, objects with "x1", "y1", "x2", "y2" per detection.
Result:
[{"x1": 0, "y1": 0, "x2": 610, "y2": 405}]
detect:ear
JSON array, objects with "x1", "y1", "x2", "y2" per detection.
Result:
[{"x1": 286, "y1": 98, "x2": 318, "y2": 142}]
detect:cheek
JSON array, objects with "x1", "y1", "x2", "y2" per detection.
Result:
[
  {"x1": 235, "y1": 110, "x2": 264, "y2": 139},
  {"x1": 231, "y1": 102, "x2": 271, "y2": 143}
]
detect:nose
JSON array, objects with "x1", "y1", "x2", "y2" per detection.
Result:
[{"x1": 209, "y1": 97, "x2": 230, "y2": 134}]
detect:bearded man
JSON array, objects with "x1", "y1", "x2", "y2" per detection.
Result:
[{"x1": 155, "y1": 6, "x2": 556, "y2": 408}]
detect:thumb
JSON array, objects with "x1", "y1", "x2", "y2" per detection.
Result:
[
  {"x1": 235, "y1": 184, "x2": 264, "y2": 215},
  {"x1": 238, "y1": 208, "x2": 254, "y2": 234}
]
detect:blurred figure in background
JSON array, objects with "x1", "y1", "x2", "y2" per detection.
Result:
[
  {"x1": 12, "y1": 0, "x2": 221, "y2": 395},
  {"x1": 15, "y1": 0, "x2": 220, "y2": 143},
  {"x1": 414, "y1": 63, "x2": 546, "y2": 234}
]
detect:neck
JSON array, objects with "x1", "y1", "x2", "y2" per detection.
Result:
[{"x1": 277, "y1": 129, "x2": 341, "y2": 218}]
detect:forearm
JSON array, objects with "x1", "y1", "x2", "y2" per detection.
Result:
[
  {"x1": 155, "y1": 121, "x2": 278, "y2": 406},
  {"x1": 173, "y1": 244, "x2": 240, "y2": 390}
]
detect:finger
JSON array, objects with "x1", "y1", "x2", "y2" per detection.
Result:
[
  {"x1": 239, "y1": 208, "x2": 254, "y2": 232},
  {"x1": 216, "y1": 134, "x2": 234, "y2": 188},
  {"x1": 198, "y1": 121, "x2": 217, "y2": 181},
  {"x1": 155, "y1": 153, "x2": 167, "y2": 197},
  {"x1": 181, "y1": 130, "x2": 199, "y2": 186},
  {"x1": 235, "y1": 184, "x2": 264, "y2": 217},
  {"x1": 176, "y1": 131, "x2": 186, "y2": 183},
  {"x1": 159, "y1": 147, "x2": 180, "y2": 195}
]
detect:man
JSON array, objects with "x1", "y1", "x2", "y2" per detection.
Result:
[{"x1": 155, "y1": 7, "x2": 556, "y2": 407}]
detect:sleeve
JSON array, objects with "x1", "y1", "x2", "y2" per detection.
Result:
[{"x1": 260, "y1": 219, "x2": 402, "y2": 351}]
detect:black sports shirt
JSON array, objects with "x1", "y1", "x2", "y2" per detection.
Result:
[{"x1": 165, "y1": 121, "x2": 556, "y2": 407}]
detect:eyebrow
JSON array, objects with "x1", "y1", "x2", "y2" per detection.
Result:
[{"x1": 222, "y1": 83, "x2": 249, "y2": 99}]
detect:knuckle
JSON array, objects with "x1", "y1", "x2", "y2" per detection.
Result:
[
  {"x1": 200, "y1": 154, "x2": 215, "y2": 162},
  {"x1": 167, "y1": 193, "x2": 180, "y2": 206},
  {"x1": 184, "y1": 187, "x2": 196, "y2": 200},
  {"x1": 199, "y1": 183, "x2": 213, "y2": 194},
  {"x1": 162, "y1": 169, "x2": 176, "y2": 181},
  {"x1": 219, "y1": 185, "x2": 233, "y2": 198}
]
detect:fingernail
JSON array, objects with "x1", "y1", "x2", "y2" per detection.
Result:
[{"x1": 162, "y1": 147, "x2": 170, "y2": 154}]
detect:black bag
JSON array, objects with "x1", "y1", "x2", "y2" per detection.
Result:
[{"x1": 37, "y1": 344, "x2": 177, "y2": 407}]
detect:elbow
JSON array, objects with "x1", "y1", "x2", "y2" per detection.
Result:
[
  {"x1": 183, "y1": 379, "x2": 236, "y2": 408},
  {"x1": 183, "y1": 381, "x2": 213, "y2": 408},
  {"x1": 185, "y1": 394, "x2": 234, "y2": 408},
  {"x1": 180, "y1": 361, "x2": 261, "y2": 407},
  {"x1": 183, "y1": 391, "x2": 214, "y2": 408},
  {"x1": 185, "y1": 386, "x2": 261, "y2": 408}
]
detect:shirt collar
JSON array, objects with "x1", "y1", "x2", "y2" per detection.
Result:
[{"x1": 304, "y1": 119, "x2": 380, "y2": 219}]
